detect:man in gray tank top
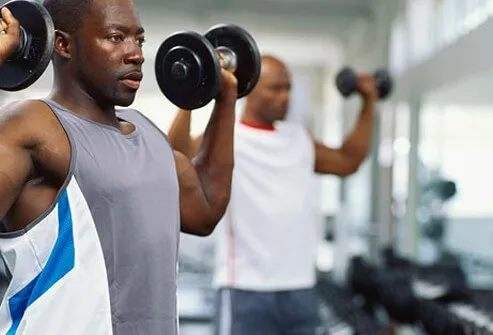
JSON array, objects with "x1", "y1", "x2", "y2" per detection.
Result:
[{"x1": 0, "y1": 1, "x2": 237, "y2": 334}]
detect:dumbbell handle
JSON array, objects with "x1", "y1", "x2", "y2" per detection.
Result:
[
  {"x1": 170, "y1": 45, "x2": 237, "y2": 81},
  {"x1": 216, "y1": 46, "x2": 237, "y2": 73},
  {"x1": 9, "y1": 26, "x2": 29, "y2": 61}
]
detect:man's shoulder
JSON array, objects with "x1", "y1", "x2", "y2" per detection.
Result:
[
  {"x1": 0, "y1": 99, "x2": 60, "y2": 145},
  {"x1": 0, "y1": 99, "x2": 53, "y2": 123}
]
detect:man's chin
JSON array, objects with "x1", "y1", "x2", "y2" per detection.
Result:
[{"x1": 115, "y1": 95, "x2": 137, "y2": 107}]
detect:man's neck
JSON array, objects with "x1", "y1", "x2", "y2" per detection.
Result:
[
  {"x1": 240, "y1": 109, "x2": 275, "y2": 130},
  {"x1": 49, "y1": 80, "x2": 118, "y2": 128}
]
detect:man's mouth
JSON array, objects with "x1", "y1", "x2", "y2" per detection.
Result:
[{"x1": 121, "y1": 71, "x2": 143, "y2": 90}]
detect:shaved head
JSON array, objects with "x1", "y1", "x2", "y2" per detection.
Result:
[
  {"x1": 44, "y1": 0, "x2": 93, "y2": 34},
  {"x1": 244, "y1": 55, "x2": 291, "y2": 125},
  {"x1": 261, "y1": 55, "x2": 287, "y2": 70}
]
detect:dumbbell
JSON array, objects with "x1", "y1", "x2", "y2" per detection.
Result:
[
  {"x1": 418, "y1": 300, "x2": 468, "y2": 335},
  {"x1": 376, "y1": 271, "x2": 419, "y2": 324},
  {"x1": 335, "y1": 67, "x2": 393, "y2": 99},
  {"x1": 0, "y1": 0, "x2": 55, "y2": 91},
  {"x1": 155, "y1": 23, "x2": 261, "y2": 110}
]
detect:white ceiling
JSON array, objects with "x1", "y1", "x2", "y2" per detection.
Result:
[
  {"x1": 137, "y1": 0, "x2": 390, "y2": 41},
  {"x1": 140, "y1": 0, "x2": 376, "y2": 16}
]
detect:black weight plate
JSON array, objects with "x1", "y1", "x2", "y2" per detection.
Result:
[
  {"x1": 336, "y1": 67, "x2": 357, "y2": 97},
  {"x1": 205, "y1": 24, "x2": 261, "y2": 99},
  {"x1": 155, "y1": 31, "x2": 220, "y2": 110},
  {"x1": 0, "y1": 0, "x2": 54, "y2": 91},
  {"x1": 374, "y1": 69, "x2": 393, "y2": 99}
]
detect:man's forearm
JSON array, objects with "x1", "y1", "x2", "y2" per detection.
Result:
[
  {"x1": 340, "y1": 97, "x2": 376, "y2": 165},
  {"x1": 168, "y1": 109, "x2": 193, "y2": 157},
  {"x1": 193, "y1": 97, "x2": 236, "y2": 213}
]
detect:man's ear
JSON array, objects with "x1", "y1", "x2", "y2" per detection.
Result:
[{"x1": 54, "y1": 30, "x2": 73, "y2": 59}]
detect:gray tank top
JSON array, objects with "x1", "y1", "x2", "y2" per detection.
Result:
[{"x1": 42, "y1": 99, "x2": 180, "y2": 334}]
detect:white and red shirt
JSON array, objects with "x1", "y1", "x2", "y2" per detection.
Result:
[{"x1": 213, "y1": 120, "x2": 319, "y2": 291}]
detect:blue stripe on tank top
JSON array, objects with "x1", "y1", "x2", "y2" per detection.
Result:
[{"x1": 6, "y1": 190, "x2": 75, "y2": 334}]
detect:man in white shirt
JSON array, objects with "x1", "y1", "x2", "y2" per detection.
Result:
[{"x1": 169, "y1": 55, "x2": 378, "y2": 335}]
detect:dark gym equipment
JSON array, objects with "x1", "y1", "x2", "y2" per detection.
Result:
[
  {"x1": 336, "y1": 67, "x2": 393, "y2": 99},
  {"x1": 335, "y1": 68, "x2": 357, "y2": 98},
  {"x1": 205, "y1": 24, "x2": 261, "y2": 100},
  {"x1": 0, "y1": 0, "x2": 55, "y2": 91},
  {"x1": 155, "y1": 32, "x2": 220, "y2": 111},
  {"x1": 417, "y1": 300, "x2": 468, "y2": 335},
  {"x1": 422, "y1": 217, "x2": 446, "y2": 241},
  {"x1": 417, "y1": 291, "x2": 493, "y2": 335},
  {"x1": 424, "y1": 179, "x2": 457, "y2": 201},
  {"x1": 346, "y1": 249, "x2": 493, "y2": 335},
  {"x1": 317, "y1": 275, "x2": 387, "y2": 335},
  {"x1": 382, "y1": 248, "x2": 470, "y2": 304},
  {"x1": 349, "y1": 257, "x2": 419, "y2": 324},
  {"x1": 155, "y1": 24, "x2": 261, "y2": 110}
]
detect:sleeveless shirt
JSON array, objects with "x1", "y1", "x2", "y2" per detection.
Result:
[{"x1": 0, "y1": 99, "x2": 180, "y2": 335}]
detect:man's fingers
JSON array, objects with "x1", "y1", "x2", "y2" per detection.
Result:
[
  {"x1": 0, "y1": 19, "x2": 7, "y2": 33},
  {"x1": 357, "y1": 73, "x2": 373, "y2": 81},
  {"x1": 1, "y1": 7, "x2": 19, "y2": 36},
  {"x1": 2, "y1": 7, "x2": 14, "y2": 25}
]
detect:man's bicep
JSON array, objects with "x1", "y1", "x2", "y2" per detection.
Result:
[
  {"x1": 313, "y1": 141, "x2": 358, "y2": 176},
  {"x1": 0, "y1": 100, "x2": 55, "y2": 219},
  {"x1": 0, "y1": 141, "x2": 32, "y2": 219}
]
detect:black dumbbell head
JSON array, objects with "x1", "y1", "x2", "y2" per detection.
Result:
[
  {"x1": 204, "y1": 23, "x2": 261, "y2": 99},
  {"x1": 374, "y1": 69, "x2": 393, "y2": 99},
  {"x1": 336, "y1": 67, "x2": 358, "y2": 97},
  {"x1": 336, "y1": 68, "x2": 394, "y2": 100},
  {"x1": 0, "y1": 0, "x2": 55, "y2": 91},
  {"x1": 155, "y1": 31, "x2": 220, "y2": 110}
]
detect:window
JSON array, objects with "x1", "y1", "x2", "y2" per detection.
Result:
[
  {"x1": 406, "y1": 0, "x2": 435, "y2": 63},
  {"x1": 389, "y1": 16, "x2": 408, "y2": 75},
  {"x1": 419, "y1": 105, "x2": 493, "y2": 218}
]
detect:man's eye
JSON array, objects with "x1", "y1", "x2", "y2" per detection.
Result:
[{"x1": 109, "y1": 35, "x2": 124, "y2": 42}]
